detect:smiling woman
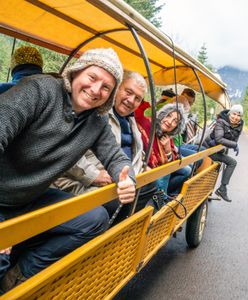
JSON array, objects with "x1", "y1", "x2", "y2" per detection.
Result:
[
  {"x1": 160, "y1": 111, "x2": 181, "y2": 132},
  {"x1": 204, "y1": 104, "x2": 244, "y2": 202}
]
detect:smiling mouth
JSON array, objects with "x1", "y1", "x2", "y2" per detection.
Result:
[
  {"x1": 83, "y1": 90, "x2": 97, "y2": 101},
  {"x1": 122, "y1": 102, "x2": 132, "y2": 110}
]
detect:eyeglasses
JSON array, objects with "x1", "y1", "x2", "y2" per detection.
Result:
[{"x1": 161, "y1": 115, "x2": 179, "y2": 127}]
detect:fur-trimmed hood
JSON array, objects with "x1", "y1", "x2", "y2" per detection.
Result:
[{"x1": 156, "y1": 103, "x2": 186, "y2": 137}]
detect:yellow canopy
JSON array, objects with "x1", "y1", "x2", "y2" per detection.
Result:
[{"x1": 0, "y1": 0, "x2": 230, "y2": 107}]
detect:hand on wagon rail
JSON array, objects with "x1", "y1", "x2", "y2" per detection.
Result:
[
  {"x1": 208, "y1": 139, "x2": 216, "y2": 147},
  {"x1": 0, "y1": 247, "x2": 12, "y2": 255},
  {"x1": 117, "y1": 166, "x2": 136, "y2": 204},
  {"x1": 93, "y1": 170, "x2": 113, "y2": 187},
  {"x1": 233, "y1": 144, "x2": 239, "y2": 156}
]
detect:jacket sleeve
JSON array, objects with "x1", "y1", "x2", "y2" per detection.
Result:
[
  {"x1": 66, "y1": 152, "x2": 102, "y2": 187},
  {"x1": 0, "y1": 77, "x2": 44, "y2": 153},
  {"x1": 91, "y1": 122, "x2": 136, "y2": 184},
  {"x1": 214, "y1": 120, "x2": 237, "y2": 149},
  {"x1": 234, "y1": 122, "x2": 243, "y2": 143}
]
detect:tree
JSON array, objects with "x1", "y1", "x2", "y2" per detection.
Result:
[
  {"x1": 197, "y1": 43, "x2": 208, "y2": 65},
  {"x1": 0, "y1": 35, "x2": 13, "y2": 82},
  {"x1": 197, "y1": 44, "x2": 215, "y2": 72},
  {"x1": 124, "y1": 0, "x2": 164, "y2": 27},
  {"x1": 242, "y1": 86, "x2": 248, "y2": 126},
  {"x1": 190, "y1": 93, "x2": 221, "y2": 125},
  {"x1": 12, "y1": 39, "x2": 67, "y2": 73},
  {"x1": 0, "y1": 34, "x2": 67, "y2": 81}
]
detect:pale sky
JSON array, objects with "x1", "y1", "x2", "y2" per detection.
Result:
[{"x1": 159, "y1": 0, "x2": 248, "y2": 70}]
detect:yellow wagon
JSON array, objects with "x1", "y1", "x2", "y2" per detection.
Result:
[{"x1": 0, "y1": 1, "x2": 229, "y2": 299}]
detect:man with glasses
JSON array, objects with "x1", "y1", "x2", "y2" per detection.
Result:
[{"x1": 54, "y1": 70, "x2": 147, "y2": 222}]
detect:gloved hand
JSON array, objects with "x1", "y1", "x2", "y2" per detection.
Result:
[
  {"x1": 234, "y1": 145, "x2": 239, "y2": 156},
  {"x1": 208, "y1": 139, "x2": 216, "y2": 147}
]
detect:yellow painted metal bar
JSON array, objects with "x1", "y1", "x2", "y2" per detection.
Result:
[
  {"x1": 0, "y1": 146, "x2": 223, "y2": 249},
  {"x1": 0, "y1": 183, "x2": 118, "y2": 249},
  {"x1": 136, "y1": 146, "x2": 223, "y2": 186},
  {"x1": 0, "y1": 207, "x2": 153, "y2": 300}
]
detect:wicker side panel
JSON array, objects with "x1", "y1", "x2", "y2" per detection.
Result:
[
  {"x1": 175, "y1": 165, "x2": 219, "y2": 227},
  {"x1": 142, "y1": 201, "x2": 178, "y2": 262},
  {"x1": 2, "y1": 209, "x2": 152, "y2": 300}
]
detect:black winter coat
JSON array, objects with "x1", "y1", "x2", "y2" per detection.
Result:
[{"x1": 204, "y1": 109, "x2": 243, "y2": 149}]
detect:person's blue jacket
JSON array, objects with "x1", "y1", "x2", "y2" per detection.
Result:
[{"x1": 0, "y1": 64, "x2": 42, "y2": 94}]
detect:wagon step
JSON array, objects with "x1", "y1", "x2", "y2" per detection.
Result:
[
  {"x1": 208, "y1": 195, "x2": 221, "y2": 201},
  {"x1": 172, "y1": 226, "x2": 183, "y2": 238}
]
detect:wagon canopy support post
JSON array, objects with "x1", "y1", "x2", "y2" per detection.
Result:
[
  {"x1": 191, "y1": 67, "x2": 207, "y2": 151},
  {"x1": 190, "y1": 67, "x2": 207, "y2": 175},
  {"x1": 127, "y1": 24, "x2": 156, "y2": 169},
  {"x1": 57, "y1": 24, "x2": 156, "y2": 222},
  {"x1": 127, "y1": 24, "x2": 156, "y2": 216},
  {"x1": 6, "y1": 37, "x2": 16, "y2": 82},
  {"x1": 59, "y1": 28, "x2": 129, "y2": 74}
]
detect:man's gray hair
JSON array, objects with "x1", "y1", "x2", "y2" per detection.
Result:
[{"x1": 123, "y1": 70, "x2": 147, "y2": 93}]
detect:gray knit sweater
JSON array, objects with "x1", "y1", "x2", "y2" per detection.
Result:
[{"x1": 0, "y1": 75, "x2": 135, "y2": 207}]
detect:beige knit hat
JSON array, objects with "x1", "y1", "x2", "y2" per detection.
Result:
[
  {"x1": 11, "y1": 46, "x2": 43, "y2": 72},
  {"x1": 63, "y1": 48, "x2": 123, "y2": 114}
]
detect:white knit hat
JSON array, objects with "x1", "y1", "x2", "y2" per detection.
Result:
[
  {"x1": 63, "y1": 48, "x2": 123, "y2": 114},
  {"x1": 229, "y1": 104, "x2": 243, "y2": 116}
]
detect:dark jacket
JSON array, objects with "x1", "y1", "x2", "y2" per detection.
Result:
[
  {"x1": 0, "y1": 75, "x2": 135, "y2": 207},
  {"x1": 204, "y1": 109, "x2": 243, "y2": 149},
  {"x1": 0, "y1": 64, "x2": 42, "y2": 94}
]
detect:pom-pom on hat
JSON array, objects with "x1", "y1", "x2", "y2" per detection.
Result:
[
  {"x1": 11, "y1": 46, "x2": 43, "y2": 72},
  {"x1": 63, "y1": 48, "x2": 123, "y2": 114},
  {"x1": 229, "y1": 104, "x2": 243, "y2": 116}
]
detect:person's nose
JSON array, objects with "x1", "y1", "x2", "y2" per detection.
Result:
[
  {"x1": 127, "y1": 94, "x2": 136, "y2": 104},
  {"x1": 90, "y1": 81, "x2": 102, "y2": 97},
  {"x1": 167, "y1": 118, "x2": 173, "y2": 125}
]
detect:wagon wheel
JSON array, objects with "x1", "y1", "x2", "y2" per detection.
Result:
[{"x1": 185, "y1": 200, "x2": 208, "y2": 248}]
